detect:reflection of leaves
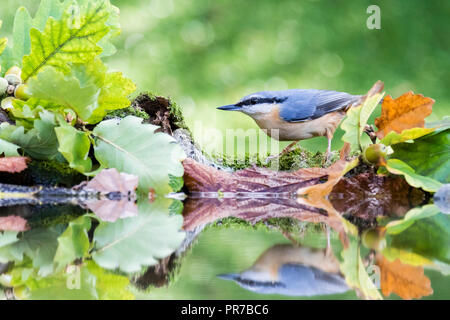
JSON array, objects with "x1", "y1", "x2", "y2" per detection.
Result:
[
  {"x1": 375, "y1": 92, "x2": 434, "y2": 139},
  {"x1": 92, "y1": 198, "x2": 185, "y2": 273},
  {"x1": 376, "y1": 254, "x2": 432, "y2": 300},
  {"x1": 0, "y1": 226, "x2": 64, "y2": 277},
  {"x1": 340, "y1": 235, "x2": 382, "y2": 300},
  {"x1": 93, "y1": 116, "x2": 185, "y2": 194},
  {"x1": 0, "y1": 156, "x2": 29, "y2": 173},
  {"x1": 330, "y1": 173, "x2": 425, "y2": 221},
  {"x1": 390, "y1": 129, "x2": 450, "y2": 183},
  {"x1": 86, "y1": 198, "x2": 138, "y2": 223},
  {"x1": 387, "y1": 214, "x2": 450, "y2": 264},
  {"x1": 385, "y1": 159, "x2": 442, "y2": 192},
  {"x1": 385, "y1": 204, "x2": 441, "y2": 235},
  {"x1": 54, "y1": 216, "x2": 91, "y2": 271},
  {"x1": 85, "y1": 261, "x2": 134, "y2": 300}
]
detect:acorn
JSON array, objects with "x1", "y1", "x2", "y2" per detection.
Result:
[
  {"x1": 362, "y1": 228, "x2": 386, "y2": 251},
  {"x1": 5, "y1": 66, "x2": 22, "y2": 86},
  {"x1": 0, "y1": 77, "x2": 8, "y2": 95},
  {"x1": 14, "y1": 84, "x2": 31, "y2": 100},
  {"x1": 1, "y1": 96, "x2": 16, "y2": 110},
  {"x1": 362, "y1": 143, "x2": 387, "y2": 165}
]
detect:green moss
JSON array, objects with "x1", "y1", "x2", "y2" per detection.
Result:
[
  {"x1": 213, "y1": 146, "x2": 339, "y2": 171},
  {"x1": 167, "y1": 99, "x2": 188, "y2": 131},
  {"x1": 28, "y1": 160, "x2": 85, "y2": 187},
  {"x1": 107, "y1": 105, "x2": 150, "y2": 120}
]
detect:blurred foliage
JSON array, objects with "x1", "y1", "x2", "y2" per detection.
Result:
[{"x1": 1, "y1": 0, "x2": 449, "y2": 154}]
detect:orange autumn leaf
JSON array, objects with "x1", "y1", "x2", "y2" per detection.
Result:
[
  {"x1": 374, "y1": 92, "x2": 434, "y2": 139},
  {"x1": 0, "y1": 157, "x2": 30, "y2": 173},
  {"x1": 376, "y1": 254, "x2": 433, "y2": 300}
]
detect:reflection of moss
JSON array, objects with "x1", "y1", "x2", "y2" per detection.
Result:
[
  {"x1": 28, "y1": 160, "x2": 85, "y2": 187},
  {"x1": 26, "y1": 205, "x2": 86, "y2": 229}
]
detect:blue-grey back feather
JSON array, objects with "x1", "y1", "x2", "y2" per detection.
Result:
[{"x1": 244, "y1": 89, "x2": 361, "y2": 122}]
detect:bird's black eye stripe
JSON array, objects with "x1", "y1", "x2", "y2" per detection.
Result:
[{"x1": 237, "y1": 97, "x2": 287, "y2": 106}]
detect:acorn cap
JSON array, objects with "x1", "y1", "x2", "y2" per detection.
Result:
[
  {"x1": 14, "y1": 84, "x2": 31, "y2": 100},
  {"x1": 1, "y1": 96, "x2": 16, "y2": 110}
]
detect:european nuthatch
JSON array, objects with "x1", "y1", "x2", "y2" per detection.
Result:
[
  {"x1": 218, "y1": 89, "x2": 363, "y2": 159},
  {"x1": 218, "y1": 244, "x2": 349, "y2": 297}
]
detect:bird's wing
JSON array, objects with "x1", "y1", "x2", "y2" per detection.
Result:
[{"x1": 279, "y1": 90, "x2": 361, "y2": 122}]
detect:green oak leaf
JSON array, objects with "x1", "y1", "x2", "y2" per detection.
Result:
[
  {"x1": 53, "y1": 216, "x2": 92, "y2": 271},
  {"x1": 12, "y1": 7, "x2": 32, "y2": 66},
  {"x1": 340, "y1": 235, "x2": 382, "y2": 300},
  {"x1": 21, "y1": 0, "x2": 111, "y2": 82},
  {"x1": 55, "y1": 125, "x2": 92, "y2": 173},
  {"x1": 27, "y1": 67, "x2": 100, "y2": 121},
  {"x1": 32, "y1": 0, "x2": 65, "y2": 32},
  {"x1": 0, "y1": 20, "x2": 7, "y2": 56},
  {"x1": 92, "y1": 116, "x2": 186, "y2": 194},
  {"x1": 385, "y1": 159, "x2": 442, "y2": 192},
  {"x1": 92, "y1": 198, "x2": 185, "y2": 273},
  {"x1": 385, "y1": 204, "x2": 441, "y2": 235},
  {"x1": 0, "y1": 111, "x2": 60, "y2": 160},
  {"x1": 391, "y1": 128, "x2": 450, "y2": 183},
  {"x1": 11, "y1": 98, "x2": 72, "y2": 129},
  {"x1": 0, "y1": 139, "x2": 20, "y2": 157},
  {"x1": 341, "y1": 93, "x2": 384, "y2": 150},
  {"x1": 86, "y1": 71, "x2": 136, "y2": 123},
  {"x1": 380, "y1": 127, "x2": 435, "y2": 146}
]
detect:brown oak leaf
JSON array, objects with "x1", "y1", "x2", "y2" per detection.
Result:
[
  {"x1": 86, "y1": 168, "x2": 138, "y2": 194},
  {"x1": 0, "y1": 157, "x2": 30, "y2": 173},
  {"x1": 182, "y1": 158, "x2": 349, "y2": 243},
  {"x1": 376, "y1": 254, "x2": 433, "y2": 300},
  {"x1": 374, "y1": 92, "x2": 434, "y2": 139}
]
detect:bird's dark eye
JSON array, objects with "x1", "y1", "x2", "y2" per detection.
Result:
[{"x1": 249, "y1": 98, "x2": 258, "y2": 105}]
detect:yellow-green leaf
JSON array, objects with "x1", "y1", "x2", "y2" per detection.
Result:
[
  {"x1": 385, "y1": 159, "x2": 442, "y2": 192},
  {"x1": 380, "y1": 127, "x2": 435, "y2": 146},
  {"x1": 22, "y1": 0, "x2": 111, "y2": 82}
]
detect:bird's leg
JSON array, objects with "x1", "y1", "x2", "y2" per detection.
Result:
[
  {"x1": 265, "y1": 141, "x2": 299, "y2": 163},
  {"x1": 325, "y1": 133, "x2": 333, "y2": 163}
]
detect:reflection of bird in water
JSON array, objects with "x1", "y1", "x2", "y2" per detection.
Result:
[{"x1": 218, "y1": 244, "x2": 349, "y2": 297}]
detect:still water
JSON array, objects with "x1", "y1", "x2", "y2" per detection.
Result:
[{"x1": 0, "y1": 174, "x2": 449, "y2": 300}]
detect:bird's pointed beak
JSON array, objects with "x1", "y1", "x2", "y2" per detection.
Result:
[
  {"x1": 217, "y1": 104, "x2": 241, "y2": 111},
  {"x1": 217, "y1": 273, "x2": 240, "y2": 281}
]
